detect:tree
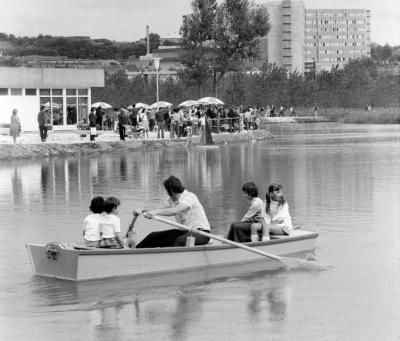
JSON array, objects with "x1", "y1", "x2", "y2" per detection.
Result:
[
  {"x1": 179, "y1": 0, "x2": 218, "y2": 97},
  {"x1": 211, "y1": 0, "x2": 269, "y2": 94},
  {"x1": 180, "y1": 0, "x2": 270, "y2": 96}
]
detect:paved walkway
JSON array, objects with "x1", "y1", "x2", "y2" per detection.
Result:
[{"x1": 0, "y1": 129, "x2": 169, "y2": 145}]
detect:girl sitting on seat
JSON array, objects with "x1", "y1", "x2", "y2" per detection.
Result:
[{"x1": 250, "y1": 183, "x2": 293, "y2": 241}]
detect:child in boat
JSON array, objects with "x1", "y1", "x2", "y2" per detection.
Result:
[
  {"x1": 251, "y1": 183, "x2": 293, "y2": 241},
  {"x1": 227, "y1": 182, "x2": 264, "y2": 243},
  {"x1": 83, "y1": 196, "x2": 105, "y2": 247},
  {"x1": 99, "y1": 196, "x2": 126, "y2": 249}
]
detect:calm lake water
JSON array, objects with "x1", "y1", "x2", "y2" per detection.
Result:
[{"x1": 0, "y1": 123, "x2": 399, "y2": 340}]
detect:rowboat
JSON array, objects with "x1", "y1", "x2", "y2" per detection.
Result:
[{"x1": 26, "y1": 229, "x2": 318, "y2": 281}]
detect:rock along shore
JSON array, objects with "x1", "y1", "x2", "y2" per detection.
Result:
[{"x1": 0, "y1": 130, "x2": 271, "y2": 161}]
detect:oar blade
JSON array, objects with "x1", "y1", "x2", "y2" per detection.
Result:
[{"x1": 280, "y1": 256, "x2": 334, "y2": 271}]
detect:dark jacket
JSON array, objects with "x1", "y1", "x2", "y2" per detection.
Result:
[
  {"x1": 37, "y1": 110, "x2": 47, "y2": 126},
  {"x1": 155, "y1": 109, "x2": 166, "y2": 122},
  {"x1": 89, "y1": 112, "x2": 96, "y2": 127},
  {"x1": 96, "y1": 109, "x2": 104, "y2": 125}
]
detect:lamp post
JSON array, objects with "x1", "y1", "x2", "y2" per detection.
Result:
[{"x1": 153, "y1": 58, "x2": 161, "y2": 109}]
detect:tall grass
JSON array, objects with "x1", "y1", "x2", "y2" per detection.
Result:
[
  {"x1": 284, "y1": 107, "x2": 400, "y2": 124},
  {"x1": 342, "y1": 108, "x2": 400, "y2": 124}
]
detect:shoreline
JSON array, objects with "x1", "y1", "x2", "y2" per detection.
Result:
[{"x1": 0, "y1": 130, "x2": 271, "y2": 161}]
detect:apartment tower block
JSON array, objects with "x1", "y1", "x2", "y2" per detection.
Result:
[{"x1": 262, "y1": 0, "x2": 371, "y2": 73}]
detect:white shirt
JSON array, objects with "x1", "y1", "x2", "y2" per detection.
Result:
[
  {"x1": 262, "y1": 200, "x2": 293, "y2": 231},
  {"x1": 140, "y1": 112, "x2": 148, "y2": 122},
  {"x1": 99, "y1": 213, "x2": 121, "y2": 238},
  {"x1": 168, "y1": 190, "x2": 210, "y2": 231},
  {"x1": 241, "y1": 197, "x2": 263, "y2": 222},
  {"x1": 83, "y1": 213, "x2": 102, "y2": 241}
]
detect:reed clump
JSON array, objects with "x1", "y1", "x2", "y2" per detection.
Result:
[{"x1": 343, "y1": 108, "x2": 400, "y2": 124}]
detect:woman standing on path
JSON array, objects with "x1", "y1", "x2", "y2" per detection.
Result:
[{"x1": 10, "y1": 109, "x2": 21, "y2": 144}]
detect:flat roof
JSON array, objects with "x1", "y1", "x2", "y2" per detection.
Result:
[{"x1": 0, "y1": 67, "x2": 104, "y2": 88}]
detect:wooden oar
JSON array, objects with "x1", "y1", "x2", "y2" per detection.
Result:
[
  {"x1": 126, "y1": 213, "x2": 140, "y2": 248},
  {"x1": 151, "y1": 215, "x2": 326, "y2": 270}
]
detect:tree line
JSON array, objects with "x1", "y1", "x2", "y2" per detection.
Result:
[
  {"x1": 0, "y1": 32, "x2": 161, "y2": 60},
  {"x1": 1, "y1": 0, "x2": 399, "y2": 109},
  {"x1": 92, "y1": 57, "x2": 400, "y2": 109}
]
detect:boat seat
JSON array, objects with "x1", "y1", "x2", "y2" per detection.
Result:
[{"x1": 271, "y1": 229, "x2": 312, "y2": 239}]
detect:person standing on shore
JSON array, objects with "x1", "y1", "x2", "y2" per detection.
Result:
[
  {"x1": 37, "y1": 105, "x2": 48, "y2": 142},
  {"x1": 88, "y1": 107, "x2": 97, "y2": 141},
  {"x1": 95, "y1": 106, "x2": 104, "y2": 130},
  {"x1": 118, "y1": 107, "x2": 127, "y2": 141},
  {"x1": 10, "y1": 109, "x2": 21, "y2": 144},
  {"x1": 155, "y1": 107, "x2": 166, "y2": 139}
]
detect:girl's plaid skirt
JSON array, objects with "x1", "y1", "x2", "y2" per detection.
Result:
[{"x1": 99, "y1": 237, "x2": 123, "y2": 249}]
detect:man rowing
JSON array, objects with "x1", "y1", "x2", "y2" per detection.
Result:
[{"x1": 136, "y1": 176, "x2": 211, "y2": 248}]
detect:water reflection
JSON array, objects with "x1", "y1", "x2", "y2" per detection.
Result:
[
  {"x1": 94, "y1": 305, "x2": 124, "y2": 341},
  {"x1": 1, "y1": 124, "x2": 400, "y2": 340},
  {"x1": 11, "y1": 167, "x2": 23, "y2": 204}
]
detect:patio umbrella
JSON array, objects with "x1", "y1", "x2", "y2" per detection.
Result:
[
  {"x1": 178, "y1": 100, "x2": 199, "y2": 107},
  {"x1": 197, "y1": 97, "x2": 224, "y2": 105},
  {"x1": 42, "y1": 102, "x2": 61, "y2": 109},
  {"x1": 91, "y1": 102, "x2": 112, "y2": 109},
  {"x1": 150, "y1": 101, "x2": 173, "y2": 108},
  {"x1": 133, "y1": 102, "x2": 151, "y2": 109}
]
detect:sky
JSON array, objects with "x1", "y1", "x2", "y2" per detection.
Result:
[{"x1": 0, "y1": 0, "x2": 399, "y2": 45}]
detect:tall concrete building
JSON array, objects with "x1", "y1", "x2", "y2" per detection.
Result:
[
  {"x1": 264, "y1": 0, "x2": 305, "y2": 74},
  {"x1": 305, "y1": 9, "x2": 371, "y2": 71},
  {"x1": 261, "y1": 0, "x2": 371, "y2": 73}
]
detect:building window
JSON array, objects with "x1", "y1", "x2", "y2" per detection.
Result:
[
  {"x1": 78, "y1": 89, "x2": 88, "y2": 96},
  {"x1": 67, "y1": 91, "x2": 89, "y2": 124},
  {"x1": 52, "y1": 89, "x2": 62, "y2": 96},
  {"x1": 40, "y1": 89, "x2": 50, "y2": 96},
  {"x1": 25, "y1": 89, "x2": 37, "y2": 96},
  {"x1": 10, "y1": 88, "x2": 23, "y2": 96},
  {"x1": 0, "y1": 88, "x2": 8, "y2": 95}
]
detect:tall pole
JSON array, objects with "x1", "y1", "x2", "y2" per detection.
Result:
[
  {"x1": 153, "y1": 58, "x2": 161, "y2": 109},
  {"x1": 156, "y1": 68, "x2": 159, "y2": 109}
]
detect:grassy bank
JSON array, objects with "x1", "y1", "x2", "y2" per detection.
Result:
[
  {"x1": 342, "y1": 107, "x2": 400, "y2": 124},
  {"x1": 292, "y1": 106, "x2": 400, "y2": 124},
  {"x1": 0, "y1": 130, "x2": 271, "y2": 161}
]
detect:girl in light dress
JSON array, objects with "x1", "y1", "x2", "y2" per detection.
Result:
[
  {"x1": 250, "y1": 183, "x2": 293, "y2": 242},
  {"x1": 10, "y1": 109, "x2": 21, "y2": 143},
  {"x1": 139, "y1": 108, "x2": 149, "y2": 139}
]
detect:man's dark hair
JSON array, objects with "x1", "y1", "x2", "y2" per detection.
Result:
[
  {"x1": 90, "y1": 196, "x2": 104, "y2": 214},
  {"x1": 242, "y1": 182, "x2": 258, "y2": 197},
  {"x1": 163, "y1": 176, "x2": 185, "y2": 197},
  {"x1": 104, "y1": 196, "x2": 121, "y2": 213}
]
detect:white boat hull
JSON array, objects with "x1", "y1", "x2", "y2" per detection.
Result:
[{"x1": 26, "y1": 230, "x2": 318, "y2": 281}]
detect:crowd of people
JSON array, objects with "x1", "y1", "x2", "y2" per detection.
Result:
[
  {"x1": 82, "y1": 103, "x2": 300, "y2": 141},
  {"x1": 82, "y1": 175, "x2": 293, "y2": 249},
  {"x1": 8, "y1": 102, "x2": 299, "y2": 144}
]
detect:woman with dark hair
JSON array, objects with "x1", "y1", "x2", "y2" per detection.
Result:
[
  {"x1": 260, "y1": 183, "x2": 293, "y2": 238},
  {"x1": 226, "y1": 182, "x2": 264, "y2": 243},
  {"x1": 136, "y1": 176, "x2": 211, "y2": 248}
]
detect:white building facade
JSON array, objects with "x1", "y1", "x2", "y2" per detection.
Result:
[
  {"x1": 0, "y1": 67, "x2": 104, "y2": 131},
  {"x1": 262, "y1": 0, "x2": 371, "y2": 73},
  {"x1": 305, "y1": 9, "x2": 371, "y2": 71},
  {"x1": 263, "y1": 0, "x2": 306, "y2": 74}
]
